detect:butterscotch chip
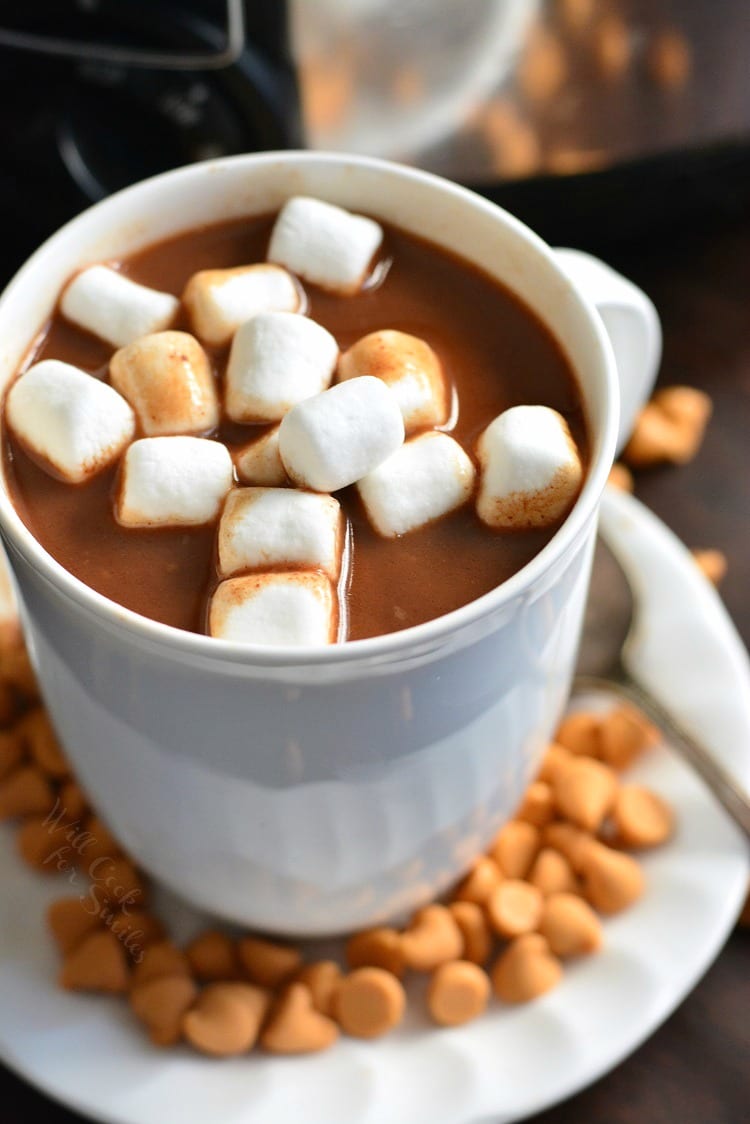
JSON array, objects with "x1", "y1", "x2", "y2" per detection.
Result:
[
  {"x1": 60, "y1": 929, "x2": 130, "y2": 993},
  {"x1": 238, "y1": 935, "x2": 302, "y2": 989},
  {"x1": 515, "y1": 781, "x2": 555, "y2": 827},
  {"x1": 581, "y1": 840, "x2": 644, "y2": 914},
  {"x1": 656, "y1": 386, "x2": 712, "y2": 428},
  {"x1": 91, "y1": 856, "x2": 147, "y2": 906},
  {"x1": 448, "y1": 901, "x2": 493, "y2": 965},
  {"x1": 17, "y1": 815, "x2": 71, "y2": 870},
  {"x1": 490, "y1": 820, "x2": 540, "y2": 879},
  {"x1": 519, "y1": 25, "x2": 567, "y2": 102},
  {"x1": 48, "y1": 896, "x2": 103, "y2": 955},
  {"x1": 692, "y1": 549, "x2": 727, "y2": 586},
  {"x1": 612, "y1": 785, "x2": 675, "y2": 848},
  {"x1": 186, "y1": 929, "x2": 240, "y2": 982},
  {"x1": 17, "y1": 708, "x2": 69, "y2": 778},
  {"x1": 130, "y1": 941, "x2": 192, "y2": 989},
  {"x1": 537, "y1": 743, "x2": 572, "y2": 785},
  {"x1": 528, "y1": 847, "x2": 578, "y2": 896},
  {"x1": 58, "y1": 780, "x2": 88, "y2": 821},
  {"x1": 262, "y1": 982, "x2": 339, "y2": 1054},
  {"x1": 0, "y1": 729, "x2": 24, "y2": 780},
  {"x1": 486, "y1": 879, "x2": 544, "y2": 939},
  {"x1": 481, "y1": 100, "x2": 542, "y2": 180},
  {"x1": 295, "y1": 960, "x2": 343, "y2": 1017},
  {"x1": 0, "y1": 764, "x2": 55, "y2": 819},
  {"x1": 552, "y1": 757, "x2": 618, "y2": 832},
  {"x1": 83, "y1": 815, "x2": 123, "y2": 864},
  {"x1": 491, "y1": 934, "x2": 563, "y2": 1004},
  {"x1": 647, "y1": 29, "x2": 692, "y2": 90},
  {"x1": 0, "y1": 644, "x2": 38, "y2": 698},
  {"x1": 555, "y1": 712, "x2": 602, "y2": 757},
  {"x1": 131, "y1": 974, "x2": 198, "y2": 1046},
  {"x1": 0, "y1": 682, "x2": 17, "y2": 728},
  {"x1": 539, "y1": 892, "x2": 603, "y2": 957},
  {"x1": 345, "y1": 927, "x2": 405, "y2": 978},
  {"x1": 625, "y1": 387, "x2": 710, "y2": 467},
  {"x1": 427, "y1": 960, "x2": 490, "y2": 1027},
  {"x1": 593, "y1": 14, "x2": 631, "y2": 78},
  {"x1": 401, "y1": 904, "x2": 463, "y2": 971},
  {"x1": 334, "y1": 967, "x2": 405, "y2": 1039},
  {"x1": 556, "y1": 0, "x2": 594, "y2": 33},
  {"x1": 452, "y1": 855, "x2": 503, "y2": 905},
  {"x1": 183, "y1": 982, "x2": 271, "y2": 1056},
  {"x1": 599, "y1": 705, "x2": 660, "y2": 770},
  {"x1": 607, "y1": 462, "x2": 634, "y2": 493},
  {"x1": 108, "y1": 911, "x2": 165, "y2": 953},
  {"x1": 542, "y1": 822, "x2": 595, "y2": 873}
]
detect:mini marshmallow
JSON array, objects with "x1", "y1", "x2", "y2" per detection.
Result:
[
  {"x1": 109, "y1": 331, "x2": 219, "y2": 437},
  {"x1": 225, "y1": 311, "x2": 338, "y2": 423},
  {"x1": 217, "y1": 488, "x2": 343, "y2": 580},
  {"x1": 358, "y1": 432, "x2": 476, "y2": 537},
  {"x1": 116, "y1": 436, "x2": 233, "y2": 528},
  {"x1": 209, "y1": 572, "x2": 337, "y2": 647},
  {"x1": 60, "y1": 266, "x2": 179, "y2": 349},
  {"x1": 6, "y1": 360, "x2": 135, "y2": 483},
  {"x1": 267, "y1": 196, "x2": 383, "y2": 295},
  {"x1": 234, "y1": 427, "x2": 288, "y2": 486},
  {"x1": 338, "y1": 330, "x2": 449, "y2": 432},
  {"x1": 278, "y1": 376, "x2": 405, "y2": 493},
  {"x1": 183, "y1": 264, "x2": 301, "y2": 347},
  {"x1": 475, "y1": 405, "x2": 583, "y2": 529}
]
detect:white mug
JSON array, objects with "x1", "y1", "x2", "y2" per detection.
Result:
[{"x1": 0, "y1": 153, "x2": 660, "y2": 935}]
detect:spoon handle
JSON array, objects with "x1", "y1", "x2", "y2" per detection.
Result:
[{"x1": 573, "y1": 673, "x2": 750, "y2": 840}]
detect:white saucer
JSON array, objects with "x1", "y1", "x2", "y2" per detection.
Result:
[{"x1": 0, "y1": 489, "x2": 748, "y2": 1124}]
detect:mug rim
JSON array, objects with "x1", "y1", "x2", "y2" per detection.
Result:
[{"x1": 0, "y1": 150, "x2": 618, "y2": 667}]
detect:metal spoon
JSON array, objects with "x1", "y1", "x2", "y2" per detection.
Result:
[{"x1": 574, "y1": 536, "x2": 750, "y2": 837}]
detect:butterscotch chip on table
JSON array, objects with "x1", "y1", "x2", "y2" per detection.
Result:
[
  {"x1": 542, "y1": 823, "x2": 595, "y2": 873},
  {"x1": 295, "y1": 960, "x2": 343, "y2": 1018},
  {"x1": 334, "y1": 968, "x2": 406, "y2": 1039},
  {"x1": 58, "y1": 779, "x2": 88, "y2": 821},
  {"x1": 185, "y1": 929, "x2": 241, "y2": 982},
  {"x1": 0, "y1": 643, "x2": 38, "y2": 700},
  {"x1": 624, "y1": 386, "x2": 711, "y2": 467},
  {"x1": 607, "y1": 462, "x2": 634, "y2": 493},
  {"x1": 539, "y1": 892, "x2": 603, "y2": 957},
  {"x1": 692, "y1": 549, "x2": 727, "y2": 586},
  {"x1": 131, "y1": 974, "x2": 198, "y2": 1047},
  {"x1": 427, "y1": 960, "x2": 491, "y2": 1027},
  {"x1": 48, "y1": 896, "x2": 103, "y2": 956},
  {"x1": 647, "y1": 28, "x2": 692, "y2": 90},
  {"x1": 490, "y1": 820, "x2": 540, "y2": 879},
  {"x1": 537, "y1": 743, "x2": 572, "y2": 785},
  {"x1": 593, "y1": 14, "x2": 631, "y2": 79},
  {"x1": 491, "y1": 934, "x2": 563, "y2": 1004},
  {"x1": 555, "y1": 711, "x2": 602, "y2": 758},
  {"x1": 611, "y1": 786, "x2": 675, "y2": 849},
  {"x1": 83, "y1": 814, "x2": 123, "y2": 864},
  {"x1": 518, "y1": 25, "x2": 567, "y2": 102},
  {"x1": 17, "y1": 816, "x2": 73, "y2": 870},
  {"x1": 183, "y1": 982, "x2": 271, "y2": 1056},
  {"x1": 346, "y1": 927, "x2": 405, "y2": 978},
  {"x1": 552, "y1": 756, "x2": 618, "y2": 832},
  {"x1": 17, "y1": 708, "x2": 68, "y2": 778},
  {"x1": 486, "y1": 879, "x2": 544, "y2": 940},
  {"x1": 599, "y1": 704, "x2": 660, "y2": 771},
  {"x1": 60, "y1": 929, "x2": 130, "y2": 993},
  {"x1": 580, "y1": 840, "x2": 645, "y2": 914},
  {"x1": 93, "y1": 856, "x2": 147, "y2": 906},
  {"x1": 238, "y1": 935, "x2": 302, "y2": 989},
  {"x1": 0, "y1": 764, "x2": 55, "y2": 819},
  {"x1": 401, "y1": 905, "x2": 463, "y2": 971},
  {"x1": 527, "y1": 847, "x2": 579, "y2": 897},
  {"x1": 130, "y1": 941, "x2": 192, "y2": 989},
  {"x1": 0, "y1": 729, "x2": 24, "y2": 781},
  {"x1": 108, "y1": 911, "x2": 165, "y2": 951},
  {"x1": 515, "y1": 781, "x2": 555, "y2": 827},
  {"x1": 448, "y1": 901, "x2": 493, "y2": 966},
  {"x1": 452, "y1": 855, "x2": 503, "y2": 905},
  {"x1": 261, "y1": 982, "x2": 339, "y2": 1054}
]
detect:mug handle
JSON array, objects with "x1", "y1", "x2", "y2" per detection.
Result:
[{"x1": 554, "y1": 248, "x2": 662, "y2": 454}]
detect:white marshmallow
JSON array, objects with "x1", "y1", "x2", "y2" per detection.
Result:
[
  {"x1": 278, "y1": 376, "x2": 405, "y2": 493},
  {"x1": 234, "y1": 427, "x2": 288, "y2": 486},
  {"x1": 60, "y1": 265, "x2": 179, "y2": 348},
  {"x1": 225, "y1": 311, "x2": 338, "y2": 423},
  {"x1": 116, "y1": 437, "x2": 233, "y2": 528},
  {"x1": 6, "y1": 360, "x2": 135, "y2": 483},
  {"x1": 338, "y1": 330, "x2": 449, "y2": 432},
  {"x1": 217, "y1": 488, "x2": 343, "y2": 580},
  {"x1": 358, "y1": 432, "x2": 476, "y2": 538},
  {"x1": 183, "y1": 264, "x2": 301, "y2": 347},
  {"x1": 475, "y1": 405, "x2": 583, "y2": 529},
  {"x1": 267, "y1": 196, "x2": 383, "y2": 295},
  {"x1": 109, "y1": 331, "x2": 219, "y2": 437},
  {"x1": 209, "y1": 572, "x2": 337, "y2": 647}
]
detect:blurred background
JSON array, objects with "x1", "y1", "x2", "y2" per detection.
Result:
[{"x1": 1, "y1": 0, "x2": 749, "y2": 284}]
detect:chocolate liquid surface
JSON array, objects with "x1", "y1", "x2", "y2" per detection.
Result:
[{"x1": 2, "y1": 215, "x2": 588, "y2": 641}]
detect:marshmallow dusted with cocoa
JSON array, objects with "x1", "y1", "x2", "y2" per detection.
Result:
[
  {"x1": 218, "y1": 488, "x2": 344, "y2": 581},
  {"x1": 6, "y1": 360, "x2": 135, "y2": 483},
  {"x1": 279, "y1": 376, "x2": 405, "y2": 493},
  {"x1": 476, "y1": 406, "x2": 583, "y2": 529},
  {"x1": 267, "y1": 196, "x2": 383, "y2": 295},
  {"x1": 61, "y1": 266, "x2": 179, "y2": 349},
  {"x1": 116, "y1": 437, "x2": 233, "y2": 528},
  {"x1": 358, "y1": 432, "x2": 476, "y2": 538},
  {"x1": 183, "y1": 264, "x2": 300, "y2": 347},
  {"x1": 109, "y1": 331, "x2": 219, "y2": 437},
  {"x1": 225, "y1": 311, "x2": 338, "y2": 423},
  {"x1": 234, "y1": 427, "x2": 287, "y2": 487},
  {"x1": 209, "y1": 572, "x2": 337, "y2": 646},
  {"x1": 338, "y1": 330, "x2": 449, "y2": 432}
]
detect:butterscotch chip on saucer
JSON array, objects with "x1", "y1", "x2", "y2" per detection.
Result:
[
  {"x1": 334, "y1": 968, "x2": 405, "y2": 1039},
  {"x1": 552, "y1": 757, "x2": 618, "y2": 832},
  {"x1": 536, "y1": 743, "x2": 572, "y2": 785},
  {"x1": 427, "y1": 960, "x2": 490, "y2": 1027},
  {"x1": 184, "y1": 982, "x2": 271, "y2": 1056},
  {"x1": 515, "y1": 781, "x2": 556, "y2": 827},
  {"x1": 555, "y1": 711, "x2": 603, "y2": 758},
  {"x1": 580, "y1": 841, "x2": 644, "y2": 914},
  {"x1": 448, "y1": 901, "x2": 493, "y2": 966},
  {"x1": 611, "y1": 786, "x2": 675, "y2": 849},
  {"x1": 539, "y1": 893, "x2": 603, "y2": 957},
  {"x1": 186, "y1": 930, "x2": 241, "y2": 982},
  {"x1": 542, "y1": 823, "x2": 594, "y2": 873},
  {"x1": 490, "y1": 820, "x2": 540, "y2": 880},
  {"x1": 238, "y1": 935, "x2": 302, "y2": 989},
  {"x1": 599, "y1": 705, "x2": 660, "y2": 771},
  {"x1": 261, "y1": 982, "x2": 339, "y2": 1054},
  {"x1": 131, "y1": 974, "x2": 199, "y2": 1047},
  {"x1": 452, "y1": 855, "x2": 503, "y2": 905},
  {"x1": 295, "y1": 960, "x2": 343, "y2": 1017},
  {"x1": 486, "y1": 880, "x2": 544, "y2": 940},
  {"x1": 0, "y1": 729, "x2": 24, "y2": 781},
  {"x1": 527, "y1": 847, "x2": 578, "y2": 897},
  {"x1": 401, "y1": 905, "x2": 463, "y2": 971},
  {"x1": 17, "y1": 708, "x2": 69, "y2": 779},
  {"x1": 491, "y1": 934, "x2": 562, "y2": 1004},
  {"x1": 130, "y1": 941, "x2": 192, "y2": 989},
  {"x1": 48, "y1": 897, "x2": 103, "y2": 956},
  {"x1": 0, "y1": 764, "x2": 55, "y2": 820},
  {"x1": 60, "y1": 929, "x2": 130, "y2": 993},
  {"x1": 345, "y1": 927, "x2": 406, "y2": 978},
  {"x1": 607, "y1": 462, "x2": 634, "y2": 493}
]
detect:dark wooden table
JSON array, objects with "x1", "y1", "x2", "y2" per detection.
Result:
[{"x1": 1, "y1": 205, "x2": 748, "y2": 1124}]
